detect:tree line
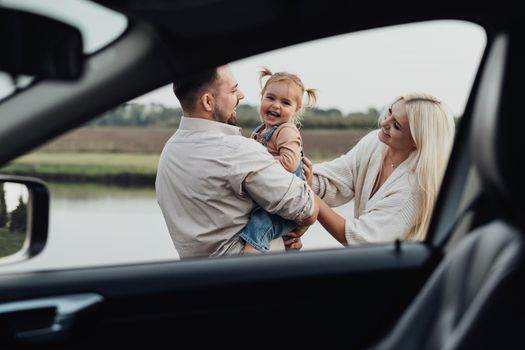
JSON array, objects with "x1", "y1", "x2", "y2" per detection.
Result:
[{"x1": 86, "y1": 103, "x2": 381, "y2": 129}]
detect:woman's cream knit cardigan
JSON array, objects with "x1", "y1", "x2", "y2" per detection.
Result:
[{"x1": 312, "y1": 130, "x2": 420, "y2": 245}]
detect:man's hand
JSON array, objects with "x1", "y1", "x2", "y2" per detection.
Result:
[
  {"x1": 302, "y1": 157, "x2": 313, "y2": 187},
  {"x1": 284, "y1": 236, "x2": 303, "y2": 250},
  {"x1": 284, "y1": 225, "x2": 310, "y2": 251}
]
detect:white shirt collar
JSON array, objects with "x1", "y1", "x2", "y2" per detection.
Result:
[{"x1": 179, "y1": 116, "x2": 242, "y2": 136}]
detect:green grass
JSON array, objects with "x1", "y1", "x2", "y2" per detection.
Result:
[
  {"x1": 1, "y1": 153, "x2": 160, "y2": 186},
  {"x1": 5, "y1": 152, "x2": 159, "y2": 172},
  {"x1": 0, "y1": 228, "x2": 26, "y2": 257}
]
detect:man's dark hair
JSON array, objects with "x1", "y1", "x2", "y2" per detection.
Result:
[{"x1": 172, "y1": 67, "x2": 219, "y2": 111}]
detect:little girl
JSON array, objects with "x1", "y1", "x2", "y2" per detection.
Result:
[{"x1": 241, "y1": 67, "x2": 317, "y2": 254}]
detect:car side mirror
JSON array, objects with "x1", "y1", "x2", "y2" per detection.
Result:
[
  {"x1": 0, "y1": 175, "x2": 49, "y2": 262},
  {"x1": 0, "y1": 7, "x2": 84, "y2": 80}
]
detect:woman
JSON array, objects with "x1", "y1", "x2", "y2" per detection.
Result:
[{"x1": 299, "y1": 93, "x2": 455, "y2": 245}]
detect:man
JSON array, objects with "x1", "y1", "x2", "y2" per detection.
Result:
[{"x1": 156, "y1": 65, "x2": 318, "y2": 258}]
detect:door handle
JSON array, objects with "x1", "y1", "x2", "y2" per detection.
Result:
[{"x1": 0, "y1": 293, "x2": 103, "y2": 342}]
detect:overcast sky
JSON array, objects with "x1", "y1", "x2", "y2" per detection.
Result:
[{"x1": 133, "y1": 20, "x2": 485, "y2": 117}]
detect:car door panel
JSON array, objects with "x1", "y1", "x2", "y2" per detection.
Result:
[{"x1": 0, "y1": 242, "x2": 437, "y2": 348}]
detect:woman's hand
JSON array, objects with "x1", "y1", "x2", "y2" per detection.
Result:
[{"x1": 302, "y1": 157, "x2": 313, "y2": 187}]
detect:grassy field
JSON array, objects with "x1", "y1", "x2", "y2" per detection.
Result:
[
  {"x1": 1, "y1": 153, "x2": 159, "y2": 186},
  {"x1": 0, "y1": 228, "x2": 25, "y2": 257},
  {"x1": 0, "y1": 127, "x2": 371, "y2": 186}
]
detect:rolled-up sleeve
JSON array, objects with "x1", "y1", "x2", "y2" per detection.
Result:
[
  {"x1": 242, "y1": 162, "x2": 314, "y2": 222},
  {"x1": 227, "y1": 140, "x2": 314, "y2": 223}
]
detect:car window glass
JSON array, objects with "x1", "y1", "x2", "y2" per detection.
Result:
[{"x1": 0, "y1": 20, "x2": 486, "y2": 272}]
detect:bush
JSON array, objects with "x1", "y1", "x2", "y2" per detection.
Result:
[{"x1": 9, "y1": 196, "x2": 27, "y2": 233}]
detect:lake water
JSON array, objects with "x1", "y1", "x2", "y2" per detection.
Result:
[{"x1": 2, "y1": 183, "x2": 351, "y2": 272}]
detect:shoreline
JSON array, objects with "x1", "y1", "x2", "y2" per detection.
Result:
[{"x1": 0, "y1": 169, "x2": 156, "y2": 188}]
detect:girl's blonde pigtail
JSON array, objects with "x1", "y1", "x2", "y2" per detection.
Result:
[
  {"x1": 258, "y1": 67, "x2": 273, "y2": 88},
  {"x1": 305, "y1": 88, "x2": 318, "y2": 107}
]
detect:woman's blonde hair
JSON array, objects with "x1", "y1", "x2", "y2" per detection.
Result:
[
  {"x1": 259, "y1": 67, "x2": 317, "y2": 125},
  {"x1": 379, "y1": 92, "x2": 456, "y2": 240}
]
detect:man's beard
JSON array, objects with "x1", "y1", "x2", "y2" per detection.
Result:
[
  {"x1": 212, "y1": 107, "x2": 236, "y2": 126},
  {"x1": 227, "y1": 115, "x2": 237, "y2": 125}
]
